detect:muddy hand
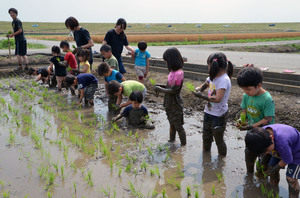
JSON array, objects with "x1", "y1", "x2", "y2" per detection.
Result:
[
  {"x1": 239, "y1": 125, "x2": 253, "y2": 131},
  {"x1": 193, "y1": 91, "x2": 209, "y2": 101}
]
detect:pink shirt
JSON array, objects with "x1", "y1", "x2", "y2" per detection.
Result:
[{"x1": 168, "y1": 70, "x2": 184, "y2": 86}]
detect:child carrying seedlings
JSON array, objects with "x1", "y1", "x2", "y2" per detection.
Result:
[
  {"x1": 8, "y1": 8, "x2": 29, "y2": 71},
  {"x1": 107, "y1": 80, "x2": 146, "y2": 109},
  {"x1": 28, "y1": 67, "x2": 50, "y2": 83},
  {"x1": 100, "y1": 44, "x2": 119, "y2": 71},
  {"x1": 245, "y1": 124, "x2": 300, "y2": 198},
  {"x1": 193, "y1": 52, "x2": 233, "y2": 155},
  {"x1": 97, "y1": 62, "x2": 126, "y2": 111},
  {"x1": 236, "y1": 67, "x2": 277, "y2": 183},
  {"x1": 153, "y1": 47, "x2": 186, "y2": 146},
  {"x1": 49, "y1": 46, "x2": 67, "y2": 91},
  {"x1": 65, "y1": 73, "x2": 98, "y2": 106},
  {"x1": 59, "y1": 40, "x2": 78, "y2": 75},
  {"x1": 112, "y1": 91, "x2": 154, "y2": 129},
  {"x1": 131, "y1": 41, "x2": 151, "y2": 84}
]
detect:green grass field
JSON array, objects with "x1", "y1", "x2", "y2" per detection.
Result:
[{"x1": 0, "y1": 21, "x2": 300, "y2": 35}]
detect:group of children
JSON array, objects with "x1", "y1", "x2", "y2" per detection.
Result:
[{"x1": 9, "y1": 6, "x2": 299, "y2": 195}]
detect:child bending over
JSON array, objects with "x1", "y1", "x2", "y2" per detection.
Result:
[
  {"x1": 245, "y1": 124, "x2": 300, "y2": 198},
  {"x1": 108, "y1": 80, "x2": 146, "y2": 108}
]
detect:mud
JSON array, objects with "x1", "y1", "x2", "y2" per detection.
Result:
[{"x1": 0, "y1": 59, "x2": 299, "y2": 197}]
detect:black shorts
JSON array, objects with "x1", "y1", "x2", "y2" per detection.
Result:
[{"x1": 15, "y1": 40, "x2": 27, "y2": 56}]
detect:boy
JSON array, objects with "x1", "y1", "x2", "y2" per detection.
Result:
[
  {"x1": 131, "y1": 41, "x2": 151, "y2": 83},
  {"x1": 59, "y1": 40, "x2": 77, "y2": 74},
  {"x1": 8, "y1": 8, "x2": 29, "y2": 70},
  {"x1": 65, "y1": 73, "x2": 98, "y2": 106},
  {"x1": 49, "y1": 46, "x2": 66, "y2": 91},
  {"x1": 245, "y1": 124, "x2": 300, "y2": 198},
  {"x1": 107, "y1": 80, "x2": 146, "y2": 108},
  {"x1": 100, "y1": 44, "x2": 119, "y2": 71},
  {"x1": 112, "y1": 91, "x2": 154, "y2": 129},
  {"x1": 28, "y1": 67, "x2": 49, "y2": 83},
  {"x1": 97, "y1": 62, "x2": 125, "y2": 111},
  {"x1": 237, "y1": 67, "x2": 277, "y2": 181}
]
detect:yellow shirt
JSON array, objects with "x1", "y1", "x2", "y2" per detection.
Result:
[{"x1": 80, "y1": 61, "x2": 91, "y2": 73}]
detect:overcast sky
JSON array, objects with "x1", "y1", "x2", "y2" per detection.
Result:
[{"x1": 1, "y1": 0, "x2": 300, "y2": 23}]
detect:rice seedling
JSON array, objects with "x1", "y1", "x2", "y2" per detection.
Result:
[
  {"x1": 3, "y1": 113, "x2": 9, "y2": 120},
  {"x1": 176, "y1": 163, "x2": 184, "y2": 177},
  {"x1": 186, "y1": 186, "x2": 191, "y2": 197},
  {"x1": 70, "y1": 161, "x2": 77, "y2": 171},
  {"x1": 140, "y1": 160, "x2": 148, "y2": 172},
  {"x1": 195, "y1": 191, "x2": 200, "y2": 198},
  {"x1": 73, "y1": 181, "x2": 77, "y2": 194},
  {"x1": 149, "y1": 78, "x2": 156, "y2": 86},
  {"x1": 2, "y1": 190, "x2": 9, "y2": 198},
  {"x1": 47, "y1": 191, "x2": 52, "y2": 198},
  {"x1": 125, "y1": 163, "x2": 132, "y2": 172},
  {"x1": 47, "y1": 171, "x2": 56, "y2": 187},
  {"x1": 8, "y1": 129, "x2": 16, "y2": 143},
  {"x1": 147, "y1": 146, "x2": 154, "y2": 159},
  {"x1": 51, "y1": 160, "x2": 59, "y2": 172},
  {"x1": 162, "y1": 187, "x2": 167, "y2": 198},
  {"x1": 175, "y1": 181, "x2": 181, "y2": 190},
  {"x1": 211, "y1": 184, "x2": 216, "y2": 195},
  {"x1": 157, "y1": 144, "x2": 163, "y2": 152},
  {"x1": 184, "y1": 82, "x2": 195, "y2": 92},
  {"x1": 84, "y1": 170, "x2": 93, "y2": 187},
  {"x1": 109, "y1": 160, "x2": 114, "y2": 171},
  {"x1": 216, "y1": 172, "x2": 223, "y2": 182},
  {"x1": 128, "y1": 181, "x2": 144, "y2": 198}
]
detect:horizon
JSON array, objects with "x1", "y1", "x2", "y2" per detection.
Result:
[{"x1": 1, "y1": 0, "x2": 300, "y2": 24}]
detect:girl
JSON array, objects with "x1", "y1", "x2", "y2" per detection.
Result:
[
  {"x1": 102, "y1": 18, "x2": 134, "y2": 75},
  {"x1": 154, "y1": 47, "x2": 186, "y2": 146},
  {"x1": 65, "y1": 16, "x2": 94, "y2": 70},
  {"x1": 193, "y1": 52, "x2": 233, "y2": 156},
  {"x1": 77, "y1": 48, "x2": 91, "y2": 74}
]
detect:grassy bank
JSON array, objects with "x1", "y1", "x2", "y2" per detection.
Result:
[{"x1": 0, "y1": 38, "x2": 46, "y2": 49}]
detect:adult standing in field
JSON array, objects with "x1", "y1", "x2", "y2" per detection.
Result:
[
  {"x1": 102, "y1": 18, "x2": 134, "y2": 75},
  {"x1": 8, "y1": 8, "x2": 29, "y2": 70},
  {"x1": 65, "y1": 17, "x2": 94, "y2": 70}
]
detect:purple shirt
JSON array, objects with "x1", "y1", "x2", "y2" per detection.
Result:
[{"x1": 263, "y1": 124, "x2": 300, "y2": 164}]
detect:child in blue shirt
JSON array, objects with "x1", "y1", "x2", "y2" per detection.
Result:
[
  {"x1": 132, "y1": 41, "x2": 151, "y2": 84},
  {"x1": 97, "y1": 62, "x2": 126, "y2": 111},
  {"x1": 112, "y1": 91, "x2": 154, "y2": 129}
]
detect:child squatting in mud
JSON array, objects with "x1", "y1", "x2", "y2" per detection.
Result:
[{"x1": 112, "y1": 91, "x2": 154, "y2": 129}]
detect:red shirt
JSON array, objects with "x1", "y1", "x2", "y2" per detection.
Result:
[{"x1": 64, "y1": 51, "x2": 77, "y2": 69}]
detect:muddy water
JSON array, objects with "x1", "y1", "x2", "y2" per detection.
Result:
[{"x1": 0, "y1": 77, "x2": 288, "y2": 198}]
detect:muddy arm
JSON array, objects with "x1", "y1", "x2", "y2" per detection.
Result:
[
  {"x1": 112, "y1": 114, "x2": 124, "y2": 122},
  {"x1": 154, "y1": 85, "x2": 179, "y2": 94},
  {"x1": 195, "y1": 81, "x2": 209, "y2": 92},
  {"x1": 193, "y1": 91, "x2": 209, "y2": 101}
]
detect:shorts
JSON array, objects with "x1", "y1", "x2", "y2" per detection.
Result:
[
  {"x1": 84, "y1": 83, "x2": 98, "y2": 101},
  {"x1": 117, "y1": 56, "x2": 126, "y2": 74},
  {"x1": 15, "y1": 40, "x2": 27, "y2": 56},
  {"x1": 286, "y1": 164, "x2": 300, "y2": 179},
  {"x1": 135, "y1": 65, "x2": 147, "y2": 78}
]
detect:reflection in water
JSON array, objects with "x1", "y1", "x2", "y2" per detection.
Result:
[{"x1": 201, "y1": 151, "x2": 226, "y2": 197}]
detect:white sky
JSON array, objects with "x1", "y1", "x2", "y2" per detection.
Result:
[{"x1": 1, "y1": 0, "x2": 300, "y2": 23}]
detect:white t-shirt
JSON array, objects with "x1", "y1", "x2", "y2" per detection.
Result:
[{"x1": 204, "y1": 73, "x2": 231, "y2": 117}]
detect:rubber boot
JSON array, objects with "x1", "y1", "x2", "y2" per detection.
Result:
[{"x1": 203, "y1": 121, "x2": 213, "y2": 151}]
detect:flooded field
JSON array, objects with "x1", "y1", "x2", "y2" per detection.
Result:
[{"x1": 0, "y1": 76, "x2": 289, "y2": 198}]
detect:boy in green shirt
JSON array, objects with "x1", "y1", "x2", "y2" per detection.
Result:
[
  {"x1": 237, "y1": 67, "x2": 277, "y2": 184},
  {"x1": 108, "y1": 80, "x2": 146, "y2": 108},
  {"x1": 100, "y1": 44, "x2": 119, "y2": 71}
]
